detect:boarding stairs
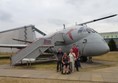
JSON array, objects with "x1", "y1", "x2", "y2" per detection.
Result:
[{"x1": 11, "y1": 32, "x2": 64, "y2": 65}]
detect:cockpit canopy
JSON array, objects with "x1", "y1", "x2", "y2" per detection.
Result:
[{"x1": 78, "y1": 27, "x2": 97, "y2": 33}]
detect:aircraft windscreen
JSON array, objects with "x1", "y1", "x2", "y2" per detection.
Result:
[
  {"x1": 86, "y1": 28, "x2": 98, "y2": 33},
  {"x1": 91, "y1": 29, "x2": 98, "y2": 33},
  {"x1": 78, "y1": 27, "x2": 85, "y2": 33},
  {"x1": 78, "y1": 27, "x2": 97, "y2": 33}
]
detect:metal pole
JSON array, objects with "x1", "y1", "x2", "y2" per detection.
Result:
[{"x1": 10, "y1": 47, "x2": 13, "y2": 66}]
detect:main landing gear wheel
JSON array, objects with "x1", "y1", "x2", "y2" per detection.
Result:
[{"x1": 88, "y1": 56, "x2": 93, "y2": 63}]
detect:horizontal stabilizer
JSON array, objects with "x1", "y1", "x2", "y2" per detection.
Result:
[
  {"x1": 13, "y1": 38, "x2": 32, "y2": 43},
  {"x1": 0, "y1": 44, "x2": 27, "y2": 48}
]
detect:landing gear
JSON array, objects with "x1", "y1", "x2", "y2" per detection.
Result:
[
  {"x1": 80, "y1": 56, "x2": 87, "y2": 62},
  {"x1": 88, "y1": 56, "x2": 93, "y2": 63},
  {"x1": 80, "y1": 56, "x2": 93, "y2": 63}
]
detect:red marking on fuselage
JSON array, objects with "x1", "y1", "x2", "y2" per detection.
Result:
[{"x1": 66, "y1": 29, "x2": 74, "y2": 40}]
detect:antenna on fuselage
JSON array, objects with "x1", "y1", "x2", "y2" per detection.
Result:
[
  {"x1": 75, "y1": 22, "x2": 78, "y2": 26},
  {"x1": 78, "y1": 14, "x2": 117, "y2": 26},
  {"x1": 63, "y1": 24, "x2": 65, "y2": 29}
]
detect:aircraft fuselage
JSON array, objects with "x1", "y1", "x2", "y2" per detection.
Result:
[{"x1": 46, "y1": 25, "x2": 109, "y2": 57}]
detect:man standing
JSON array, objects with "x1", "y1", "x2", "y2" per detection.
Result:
[
  {"x1": 56, "y1": 48, "x2": 64, "y2": 72},
  {"x1": 72, "y1": 44, "x2": 80, "y2": 71}
]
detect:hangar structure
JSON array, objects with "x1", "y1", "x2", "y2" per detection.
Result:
[
  {"x1": 100, "y1": 32, "x2": 118, "y2": 51},
  {"x1": 0, "y1": 25, "x2": 46, "y2": 52}
]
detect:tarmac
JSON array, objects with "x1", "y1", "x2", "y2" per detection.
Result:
[{"x1": 0, "y1": 62, "x2": 118, "y2": 83}]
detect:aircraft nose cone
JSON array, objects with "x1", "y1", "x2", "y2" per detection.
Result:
[
  {"x1": 82, "y1": 34, "x2": 110, "y2": 56},
  {"x1": 84, "y1": 41, "x2": 109, "y2": 56},
  {"x1": 94, "y1": 41, "x2": 110, "y2": 55}
]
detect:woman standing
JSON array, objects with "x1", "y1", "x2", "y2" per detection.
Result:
[{"x1": 68, "y1": 49, "x2": 76, "y2": 72}]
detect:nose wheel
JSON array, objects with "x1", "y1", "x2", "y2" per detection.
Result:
[{"x1": 80, "y1": 56, "x2": 93, "y2": 63}]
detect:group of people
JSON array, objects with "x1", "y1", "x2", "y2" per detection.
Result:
[{"x1": 56, "y1": 44, "x2": 81, "y2": 74}]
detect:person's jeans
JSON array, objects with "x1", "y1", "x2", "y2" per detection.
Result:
[
  {"x1": 75, "y1": 58, "x2": 81, "y2": 71},
  {"x1": 57, "y1": 61, "x2": 62, "y2": 71},
  {"x1": 75, "y1": 60, "x2": 79, "y2": 71}
]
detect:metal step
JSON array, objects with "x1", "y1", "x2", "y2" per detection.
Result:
[
  {"x1": 11, "y1": 38, "x2": 54, "y2": 65},
  {"x1": 11, "y1": 32, "x2": 65, "y2": 65}
]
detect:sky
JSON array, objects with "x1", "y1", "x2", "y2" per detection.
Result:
[{"x1": 0, "y1": 0, "x2": 118, "y2": 34}]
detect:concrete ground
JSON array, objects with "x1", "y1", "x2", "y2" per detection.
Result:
[{"x1": 0, "y1": 61, "x2": 118, "y2": 83}]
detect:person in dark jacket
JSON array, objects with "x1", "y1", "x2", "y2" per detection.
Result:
[{"x1": 56, "y1": 48, "x2": 64, "y2": 72}]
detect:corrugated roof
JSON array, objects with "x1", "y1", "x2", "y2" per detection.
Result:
[{"x1": 0, "y1": 25, "x2": 46, "y2": 36}]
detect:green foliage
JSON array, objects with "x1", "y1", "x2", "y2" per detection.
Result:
[{"x1": 108, "y1": 39, "x2": 117, "y2": 51}]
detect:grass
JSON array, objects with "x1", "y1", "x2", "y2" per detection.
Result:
[
  {"x1": 0, "y1": 58, "x2": 10, "y2": 65},
  {"x1": 93, "y1": 52, "x2": 118, "y2": 62},
  {"x1": 0, "y1": 52, "x2": 118, "y2": 70},
  {"x1": 0, "y1": 53, "x2": 14, "y2": 58}
]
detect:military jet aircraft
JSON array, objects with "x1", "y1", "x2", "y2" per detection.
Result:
[{"x1": 0, "y1": 14, "x2": 117, "y2": 65}]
